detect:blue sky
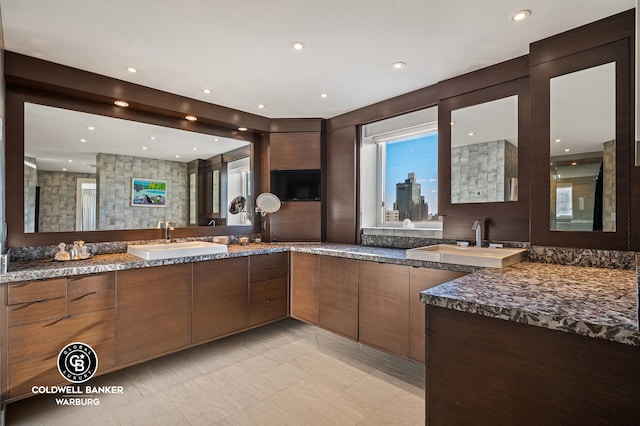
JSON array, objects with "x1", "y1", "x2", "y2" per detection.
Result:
[{"x1": 385, "y1": 133, "x2": 439, "y2": 215}]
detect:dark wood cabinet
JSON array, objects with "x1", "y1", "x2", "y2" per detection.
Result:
[
  {"x1": 116, "y1": 264, "x2": 192, "y2": 366},
  {"x1": 358, "y1": 261, "x2": 410, "y2": 358},
  {"x1": 7, "y1": 273, "x2": 116, "y2": 399},
  {"x1": 409, "y1": 267, "x2": 464, "y2": 363},
  {"x1": 290, "y1": 252, "x2": 320, "y2": 325},
  {"x1": 319, "y1": 256, "x2": 358, "y2": 340},
  {"x1": 249, "y1": 252, "x2": 288, "y2": 326},
  {"x1": 269, "y1": 132, "x2": 321, "y2": 170},
  {"x1": 193, "y1": 257, "x2": 249, "y2": 344},
  {"x1": 270, "y1": 202, "x2": 322, "y2": 242}
]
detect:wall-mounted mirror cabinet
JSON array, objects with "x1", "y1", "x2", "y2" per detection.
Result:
[
  {"x1": 438, "y1": 77, "x2": 529, "y2": 242},
  {"x1": 450, "y1": 95, "x2": 518, "y2": 204},
  {"x1": 531, "y1": 40, "x2": 631, "y2": 249}
]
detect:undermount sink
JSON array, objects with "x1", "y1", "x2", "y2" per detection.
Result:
[
  {"x1": 406, "y1": 244, "x2": 527, "y2": 268},
  {"x1": 127, "y1": 241, "x2": 228, "y2": 260}
]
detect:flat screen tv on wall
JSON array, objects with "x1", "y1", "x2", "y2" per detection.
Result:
[{"x1": 270, "y1": 169, "x2": 321, "y2": 201}]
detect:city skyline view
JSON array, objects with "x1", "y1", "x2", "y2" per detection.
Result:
[{"x1": 385, "y1": 133, "x2": 439, "y2": 218}]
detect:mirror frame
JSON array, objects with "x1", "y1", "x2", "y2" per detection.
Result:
[
  {"x1": 530, "y1": 40, "x2": 631, "y2": 250},
  {"x1": 6, "y1": 86, "x2": 262, "y2": 247},
  {"x1": 438, "y1": 77, "x2": 530, "y2": 242}
]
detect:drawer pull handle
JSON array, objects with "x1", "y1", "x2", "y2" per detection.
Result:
[
  {"x1": 70, "y1": 291, "x2": 98, "y2": 302},
  {"x1": 267, "y1": 298, "x2": 272, "y2": 303},
  {"x1": 267, "y1": 278, "x2": 272, "y2": 282}
]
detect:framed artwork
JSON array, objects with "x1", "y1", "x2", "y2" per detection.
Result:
[{"x1": 131, "y1": 178, "x2": 167, "y2": 207}]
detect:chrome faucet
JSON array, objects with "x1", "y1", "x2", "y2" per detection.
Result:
[
  {"x1": 472, "y1": 219, "x2": 482, "y2": 247},
  {"x1": 165, "y1": 220, "x2": 175, "y2": 243}
]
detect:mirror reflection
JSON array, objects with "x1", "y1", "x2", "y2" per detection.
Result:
[
  {"x1": 549, "y1": 62, "x2": 616, "y2": 232},
  {"x1": 450, "y1": 95, "x2": 518, "y2": 204},
  {"x1": 24, "y1": 103, "x2": 251, "y2": 233}
]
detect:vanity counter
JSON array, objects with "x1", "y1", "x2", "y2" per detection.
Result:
[
  {"x1": 1, "y1": 242, "x2": 477, "y2": 283},
  {"x1": 420, "y1": 261, "x2": 639, "y2": 346}
]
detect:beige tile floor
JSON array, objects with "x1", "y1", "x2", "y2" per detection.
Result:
[{"x1": 5, "y1": 318, "x2": 425, "y2": 425}]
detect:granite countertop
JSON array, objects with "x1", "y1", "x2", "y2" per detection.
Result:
[
  {"x1": 420, "y1": 261, "x2": 639, "y2": 346},
  {"x1": 1, "y1": 242, "x2": 475, "y2": 283}
]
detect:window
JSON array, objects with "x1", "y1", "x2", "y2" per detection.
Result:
[{"x1": 361, "y1": 107, "x2": 441, "y2": 230}]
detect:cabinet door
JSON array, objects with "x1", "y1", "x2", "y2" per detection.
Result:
[
  {"x1": 358, "y1": 261, "x2": 410, "y2": 358},
  {"x1": 8, "y1": 309, "x2": 116, "y2": 398},
  {"x1": 116, "y1": 263, "x2": 192, "y2": 366},
  {"x1": 290, "y1": 252, "x2": 320, "y2": 324},
  {"x1": 319, "y1": 256, "x2": 358, "y2": 340},
  {"x1": 409, "y1": 267, "x2": 465, "y2": 363},
  {"x1": 193, "y1": 257, "x2": 249, "y2": 344}
]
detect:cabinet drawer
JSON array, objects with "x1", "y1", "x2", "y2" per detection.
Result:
[
  {"x1": 250, "y1": 252, "x2": 288, "y2": 269},
  {"x1": 8, "y1": 297, "x2": 67, "y2": 327},
  {"x1": 250, "y1": 277, "x2": 287, "y2": 303},
  {"x1": 8, "y1": 278, "x2": 66, "y2": 305},
  {"x1": 68, "y1": 272, "x2": 115, "y2": 315},
  {"x1": 249, "y1": 263, "x2": 289, "y2": 282},
  {"x1": 249, "y1": 296, "x2": 287, "y2": 326}
]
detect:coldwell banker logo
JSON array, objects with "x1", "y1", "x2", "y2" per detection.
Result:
[{"x1": 57, "y1": 342, "x2": 98, "y2": 383}]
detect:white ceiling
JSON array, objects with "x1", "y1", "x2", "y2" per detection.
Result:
[{"x1": 0, "y1": 0, "x2": 634, "y2": 119}]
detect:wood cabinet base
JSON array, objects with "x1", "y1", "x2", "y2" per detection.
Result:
[{"x1": 426, "y1": 306, "x2": 640, "y2": 425}]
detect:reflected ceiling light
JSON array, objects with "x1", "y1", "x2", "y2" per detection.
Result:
[
  {"x1": 290, "y1": 41, "x2": 306, "y2": 51},
  {"x1": 62, "y1": 168, "x2": 67, "y2": 171},
  {"x1": 114, "y1": 100, "x2": 129, "y2": 107},
  {"x1": 126, "y1": 66, "x2": 137, "y2": 73},
  {"x1": 571, "y1": 162, "x2": 577, "y2": 166},
  {"x1": 67, "y1": 159, "x2": 73, "y2": 163},
  {"x1": 214, "y1": 138, "x2": 220, "y2": 142},
  {"x1": 257, "y1": 104, "x2": 265, "y2": 109},
  {"x1": 88, "y1": 126, "x2": 95, "y2": 130},
  {"x1": 203, "y1": 89, "x2": 211, "y2": 94},
  {"x1": 391, "y1": 61, "x2": 405, "y2": 70},
  {"x1": 554, "y1": 139, "x2": 561, "y2": 143},
  {"x1": 468, "y1": 132, "x2": 475, "y2": 136},
  {"x1": 564, "y1": 148, "x2": 570, "y2": 152},
  {"x1": 238, "y1": 127, "x2": 248, "y2": 131},
  {"x1": 185, "y1": 115, "x2": 197, "y2": 122},
  {"x1": 175, "y1": 155, "x2": 181, "y2": 158},
  {"x1": 450, "y1": 121, "x2": 455, "y2": 126},
  {"x1": 142, "y1": 147, "x2": 148, "y2": 150},
  {"x1": 80, "y1": 139, "x2": 87, "y2": 143},
  {"x1": 320, "y1": 93, "x2": 328, "y2": 98},
  {"x1": 193, "y1": 147, "x2": 197, "y2": 151},
  {"x1": 512, "y1": 10, "x2": 531, "y2": 21}
]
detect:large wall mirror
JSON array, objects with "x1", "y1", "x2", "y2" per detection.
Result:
[
  {"x1": 530, "y1": 39, "x2": 630, "y2": 250},
  {"x1": 24, "y1": 103, "x2": 252, "y2": 234},
  {"x1": 549, "y1": 63, "x2": 616, "y2": 232},
  {"x1": 450, "y1": 95, "x2": 518, "y2": 204},
  {"x1": 5, "y1": 84, "x2": 260, "y2": 247}
]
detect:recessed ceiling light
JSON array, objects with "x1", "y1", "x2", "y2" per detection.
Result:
[
  {"x1": 185, "y1": 115, "x2": 197, "y2": 122},
  {"x1": 450, "y1": 121, "x2": 455, "y2": 126},
  {"x1": 80, "y1": 139, "x2": 86, "y2": 143},
  {"x1": 571, "y1": 162, "x2": 577, "y2": 166},
  {"x1": 175, "y1": 155, "x2": 181, "y2": 158},
  {"x1": 391, "y1": 61, "x2": 406, "y2": 70},
  {"x1": 554, "y1": 139, "x2": 561, "y2": 143},
  {"x1": 88, "y1": 126, "x2": 95, "y2": 131},
  {"x1": 193, "y1": 147, "x2": 197, "y2": 151},
  {"x1": 468, "y1": 132, "x2": 475, "y2": 136},
  {"x1": 203, "y1": 89, "x2": 211, "y2": 94},
  {"x1": 142, "y1": 147, "x2": 148, "y2": 150},
  {"x1": 214, "y1": 138, "x2": 220, "y2": 142},
  {"x1": 320, "y1": 93, "x2": 328, "y2": 98},
  {"x1": 62, "y1": 168, "x2": 67, "y2": 172},
  {"x1": 257, "y1": 104, "x2": 265, "y2": 109},
  {"x1": 67, "y1": 159, "x2": 73, "y2": 163},
  {"x1": 238, "y1": 127, "x2": 248, "y2": 131},
  {"x1": 564, "y1": 148, "x2": 570, "y2": 152},
  {"x1": 150, "y1": 136, "x2": 156, "y2": 140},
  {"x1": 126, "y1": 66, "x2": 137, "y2": 73},
  {"x1": 512, "y1": 10, "x2": 531, "y2": 22},
  {"x1": 290, "y1": 41, "x2": 306, "y2": 51},
  {"x1": 114, "y1": 100, "x2": 129, "y2": 107}
]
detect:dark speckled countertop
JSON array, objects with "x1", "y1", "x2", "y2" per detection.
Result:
[
  {"x1": 0, "y1": 242, "x2": 475, "y2": 283},
  {"x1": 420, "y1": 261, "x2": 639, "y2": 346}
]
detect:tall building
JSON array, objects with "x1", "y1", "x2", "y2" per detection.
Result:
[{"x1": 394, "y1": 173, "x2": 428, "y2": 222}]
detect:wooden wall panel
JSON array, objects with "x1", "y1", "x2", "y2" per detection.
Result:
[
  {"x1": 326, "y1": 126, "x2": 358, "y2": 243},
  {"x1": 269, "y1": 202, "x2": 321, "y2": 242},
  {"x1": 270, "y1": 132, "x2": 321, "y2": 170}
]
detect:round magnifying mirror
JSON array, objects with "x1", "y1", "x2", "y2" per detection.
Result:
[
  {"x1": 256, "y1": 193, "x2": 281, "y2": 215},
  {"x1": 228, "y1": 196, "x2": 246, "y2": 215}
]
